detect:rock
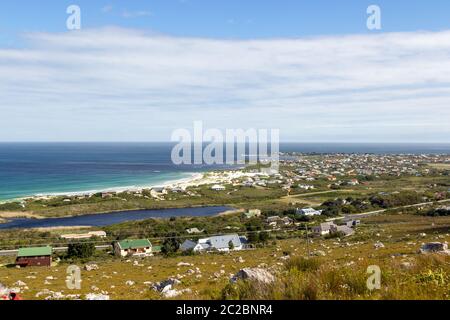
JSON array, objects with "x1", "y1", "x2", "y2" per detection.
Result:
[
  {"x1": 14, "y1": 280, "x2": 27, "y2": 287},
  {"x1": 46, "y1": 276, "x2": 55, "y2": 280},
  {"x1": 177, "y1": 262, "x2": 191, "y2": 267},
  {"x1": 85, "y1": 293, "x2": 110, "y2": 300},
  {"x1": 162, "y1": 288, "x2": 191, "y2": 299},
  {"x1": 236, "y1": 256, "x2": 245, "y2": 263},
  {"x1": 231, "y1": 268, "x2": 275, "y2": 284},
  {"x1": 125, "y1": 280, "x2": 135, "y2": 286},
  {"x1": 152, "y1": 278, "x2": 181, "y2": 292},
  {"x1": 374, "y1": 241, "x2": 385, "y2": 249},
  {"x1": 419, "y1": 233, "x2": 427, "y2": 238},
  {"x1": 400, "y1": 261, "x2": 413, "y2": 269},
  {"x1": 84, "y1": 264, "x2": 99, "y2": 271},
  {"x1": 311, "y1": 250, "x2": 326, "y2": 257},
  {"x1": 279, "y1": 255, "x2": 290, "y2": 261},
  {"x1": 419, "y1": 242, "x2": 450, "y2": 255}
]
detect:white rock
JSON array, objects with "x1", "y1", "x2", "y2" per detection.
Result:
[{"x1": 231, "y1": 268, "x2": 275, "y2": 284}]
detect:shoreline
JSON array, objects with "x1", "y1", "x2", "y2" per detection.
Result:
[{"x1": 0, "y1": 172, "x2": 206, "y2": 204}]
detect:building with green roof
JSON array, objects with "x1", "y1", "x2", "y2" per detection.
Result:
[
  {"x1": 16, "y1": 246, "x2": 52, "y2": 267},
  {"x1": 114, "y1": 239, "x2": 153, "y2": 257}
]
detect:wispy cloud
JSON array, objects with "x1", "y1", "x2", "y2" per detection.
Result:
[
  {"x1": 0, "y1": 27, "x2": 450, "y2": 142},
  {"x1": 121, "y1": 10, "x2": 152, "y2": 19}
]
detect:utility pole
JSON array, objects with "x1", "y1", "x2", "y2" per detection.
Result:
[{"x1": 305, "y1": 223, "x2": 310, "y2": 257}]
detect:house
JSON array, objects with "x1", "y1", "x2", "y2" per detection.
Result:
[
  {"x1": 16, "y1": 246, "x2": 52, "y2": 267},
  {"x1": 244, "y1": 209, "x2": 262, "y2": 219},
  {"x1": 343, "y1": 219, "x2": 361, "y2": 228},
  {"x1": 297, "y1": 208, "x2": 323, "y2": 216},
  {"x1": 180, "y1": 234, "x2": 243, "y2": 252},
  {"x1": 114, "y1": 239, "x2": 152, "y2": 257},
  {"x1": 211, "y1": 184, "x2": 226, "y2": 191},
  {"x1": 266, "y1": 215, "x2": 293, "y2": 227},
  {"x1": 331, "y1": 225, "x2": 355, "y2": 237},
  {"x1": 312, "y1": 222, "x2": 336, "y2": 236},
  {"x1": 186, "y1": 228, "x2": 204, "y2": 234},
  {"x1": 152, "y1": 187, "x2": 167, "y2": 194}
]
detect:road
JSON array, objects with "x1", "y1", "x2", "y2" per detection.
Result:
[
  {"x1": 0, "y1": 244, "x2": 112, "y2": 257},
  {"x1": 329, "y1": 198, "x2": 450, "y2": 221}
]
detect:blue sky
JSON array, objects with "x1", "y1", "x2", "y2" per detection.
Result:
[
  {"x1": 2, "y1": 0, "x2": 450, "y2": 39},
  {"x1": 0, "y1": 1, "x2": 450, "y2": 142}
]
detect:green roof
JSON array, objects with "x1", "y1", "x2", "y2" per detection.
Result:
[
  {"x1": 117, "y1": 239, "x2": 152, "y2": 250},
  {"x1": 152, "y1": 246, "x2": 161, "y2": 253},
  {"x1": 17, "y1": 246, "x2": 52, "y2": 257}
]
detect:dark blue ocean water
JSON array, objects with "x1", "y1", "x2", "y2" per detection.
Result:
[{"x1": 0, "y1": 142, "x2": 449, "y2": 201}]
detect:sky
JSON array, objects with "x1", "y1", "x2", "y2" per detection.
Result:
[{"x1": 0, "y1": 0, "x2": 450, "y2": 142}]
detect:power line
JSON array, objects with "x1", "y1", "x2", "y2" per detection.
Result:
[{"x1": 0, "y1": 227, "x2": 306, "y2": 250}]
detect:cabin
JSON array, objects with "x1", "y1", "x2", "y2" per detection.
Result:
[
  {"x1": 114, "y1": 239, "x2": 152, "y2": 257},
  {"x1": 16, "y1": 246, "x2": 52, "y2": 267},
  {"x1": 211, "y1": 184, "x2": 226, "y2": 191}
]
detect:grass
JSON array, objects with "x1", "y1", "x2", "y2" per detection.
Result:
[{"x1": 0, "y1": 213, "x2": 449, "y2": 300}]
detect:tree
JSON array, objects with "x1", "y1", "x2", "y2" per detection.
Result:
[
  {"x1": 259, "y1": 231, "x2": 270, "y2": 244},
  {"x1": 228, "y1": 240, "x2": 235, "y2": 251},
  {"x1": 67, "y1": 242, "x2": 95, "y2": 259},
  {"x1": 161, "y1": 233, "x2": 180, "y2": 256}
]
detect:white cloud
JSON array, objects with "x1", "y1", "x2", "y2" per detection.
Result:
[{"x1": 0, "y1": 27, "x2": 450, "y2": 142}]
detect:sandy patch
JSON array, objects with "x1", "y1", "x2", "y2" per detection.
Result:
[
  {"x1": 218, "y1": 208, "x2": 245, "y2": 216},
  {"x1": 0, "y1": 211, "x2": 45, "y2": 219},
  {"x1": 31, "y1": 226, "x2": 92, "y2": 232}
]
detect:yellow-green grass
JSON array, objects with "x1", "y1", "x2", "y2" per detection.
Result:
[{"x1": 0, "y1": 213, "x2": 449, "y2": 300}]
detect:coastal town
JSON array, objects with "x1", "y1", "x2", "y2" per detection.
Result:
[{"x1": 0, "y1": 152, "x2": 449, "y2": 300}]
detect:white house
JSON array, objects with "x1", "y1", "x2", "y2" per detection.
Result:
[
  {"x1": 180, "y1": 234, "x2": 244, "y2": 252},
  {"x1": 297, "y1": 208, "x2": 323, "y2": 216},
  {"x1": 211, "y1": 184, "x2": 226, "y2": 191}
]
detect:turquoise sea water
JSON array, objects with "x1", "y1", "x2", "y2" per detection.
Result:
[{"x1": 0, "y1": 142, "x2": 449, "y2": 201}]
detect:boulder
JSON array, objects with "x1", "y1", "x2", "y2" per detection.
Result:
[
  {"x1": 152, "y1": 278, "x2": 181, "y2": 292},
  {"x1": 85, "y1": 293, "x2": 110, "y2": 300},
  {"x1": 177, "y1": 262, "x2": 192, "y2": 267},
  {"x1": 419, "y1": 242, "x2": 449, "y2": 255},
  {"x1": 84, "y1": 264, "x2": 99, "y2": 271},
  {"x1": 311, "y1": 250, "x2": 326, "y2": 257},
  {"x1": 374, "y1": 241, "x2": 385, "y2": 249},
  {"x1": 231, "y1": 268, "x2": 275, "y2": 284}
]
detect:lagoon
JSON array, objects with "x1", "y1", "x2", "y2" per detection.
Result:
[{"x1": 0, "y1": 206, "x2": 232, "y2": 230}]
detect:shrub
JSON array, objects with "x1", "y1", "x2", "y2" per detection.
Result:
[
  {"x1": 67, "y1": 242, "x2": 95, "y2": 259},
  {"x1": 285, "y1": 257, "x2": 321, "y2": 272}
]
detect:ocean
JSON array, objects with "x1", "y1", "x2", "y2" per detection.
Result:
[{"x1": 0, "y1": 142, "x2": 449, "y2": 201}]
